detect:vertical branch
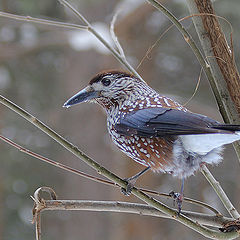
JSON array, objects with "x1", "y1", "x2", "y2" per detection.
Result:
[
  {"x1": 35, "y1": 213, "x2": 41, "y2": 240},
  {"x1": 187, "y1": 0, "x2": 240, "y2": 115},
  {"x1": 146, "y1": 0, "x2": 240, "y2": 220},
  {"x1": 186, "y1": 0, "x2": 240, "y2": 161}
]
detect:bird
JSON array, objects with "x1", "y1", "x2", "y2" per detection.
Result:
[{"x1": 63, "y1": 70, "x2": 240, "y2": 212}]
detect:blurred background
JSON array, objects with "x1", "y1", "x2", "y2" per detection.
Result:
[{"x1": 0, "y1": 0, "x2": 240, "y2": 239}]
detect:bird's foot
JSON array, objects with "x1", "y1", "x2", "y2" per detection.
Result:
[
  {"x1": 121, "y1": 178, "x2": 136, "y2": 196},
  {"x1": 121, "y1": 167, "x2": 151, "y2": 196},
  {"x1": 169, "y1": 191, "x2": 183, "y2": 215}
]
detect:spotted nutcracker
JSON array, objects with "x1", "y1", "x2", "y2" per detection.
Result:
[{"x1": 63, "y1": 70, "x2": 240, "y2": 211}]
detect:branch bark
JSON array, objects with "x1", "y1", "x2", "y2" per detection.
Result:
[
  {"x1": 36, "y1": 200, "x2": 234, "y2": 228},
  {"x1": 31, "y1": 187, "x2": 233, "y2": 229},
  {"x1": 186, "y1": 0, "x2": 240, "y2": 160},
  {"x1": 201, "y1": 165, "x2": 240, "y2": 219}
]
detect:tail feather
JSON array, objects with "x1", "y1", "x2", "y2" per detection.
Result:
[{"x1": 212, "y1": 124, "x2": 240, "y2": 132}]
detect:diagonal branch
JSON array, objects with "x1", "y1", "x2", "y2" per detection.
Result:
[
  {"x1": 201, "y1": 165, "x2": 240, "y2": 219},
  {"x1": 0, "y1": 134, "x2": 221, "y2": 215},
  {"x1": 0, "y1": 11, "x2": 87, "y2": 30},
  {"x1": 0, "y1": 7, "x2": 143, "y2": 82},
  {"x1": 146, "y1": 0, "x2": 218, "y2": 105},
  {"x1": 58, "y1": 0, "x2": 144, "y2": 82},
  {"x1": 0, "y1": 94, "x2": 238, "y2": 239}
]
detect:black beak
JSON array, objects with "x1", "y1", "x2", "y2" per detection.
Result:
[{"x1": 63, "y1": 86, "x2": 99, "y2": 108}]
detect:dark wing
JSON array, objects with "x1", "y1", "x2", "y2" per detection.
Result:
[{"x1": 114, "y1": 107, "x2": 233, "y2": 137}]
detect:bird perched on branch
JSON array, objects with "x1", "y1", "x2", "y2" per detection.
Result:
[{"x1": 63, "y1": 70, "x2": 240, "y2": 213}]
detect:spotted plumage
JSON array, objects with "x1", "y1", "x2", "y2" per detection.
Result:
[{"x1": 63, "y1": 70, "x2": 240, "y2": 180}]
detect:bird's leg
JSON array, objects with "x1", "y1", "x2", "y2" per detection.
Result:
[
  {"x1": 121, "y1": 166, "x2": 151, "y2": 196},
  {"x1": 169, "y1": 178, "x2": 184, "y2": 215}
]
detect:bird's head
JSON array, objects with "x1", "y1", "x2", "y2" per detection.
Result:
[{"x1": 63, "y1": 70, "x2": 144, "y2": 109}]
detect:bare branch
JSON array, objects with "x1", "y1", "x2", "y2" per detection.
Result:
[
  {"x1": 41, "y1": 200, "x2": 233, "y2": 227},
  {"x1": 0, "y1": 134, "x2": 221, "y2": 215},
  {"x1": 186, "y1": 0, "x2": 240, "y2": 116},
  {"x1": 0, "y1": 11, "x2": 87, "y2": 30},
  {"x1": 58, "y1": 0, "x2": 145, "y2": 82},
  {"x1": 146, "y1": 0, "x2": 215, "y2": 94},
  {"x1": 201, "y1": 165, "x2": 240, "y2": 219},
  {"x1": 31, "y1": 187, "x2": 232, "y2": 229},
  {"x1": 35, "y1": 212, "x2": 41, "y2": 240},
  {"x1": 110, "y1": 10, "x2": 126, "y2": 60},
  {"x1": 185, "y1": 0, "x2": 240, "y2": 163},
  {"x1": 0, "y1": 134, "x2": 114, "y2": 186},
  {"x1": 0, "y1": 5, "x2": 144, "y2": 82},
  {"x1": 32, "y1": 187, "x2": 57, "y2": 240}
]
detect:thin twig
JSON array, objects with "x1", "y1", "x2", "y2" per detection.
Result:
[
  {"x1": 0, "y1": 7, "x2": 144, "y2": 82},
  {"x1": 146, "y1": 0, "x2": 230, "y2": 126},
  {"x1": 201, "y1": 165, "x2": 240, "y2": 219},
  {"x1": 138, "y1": 13, "x2": 233, "y2": 72},
  {"x1": 35, "y1": 212, "x2": 41, "y2": 240},
  {"x1": 110, "y1": 10, "x2": 126, "y2": 60},
  {"x1": 146, "y1": 0, "x2": 208, "y2": 76},
  {"x1": 183, "y1": 67, "x2": 203, "y2": 107},
  {"x1": 58, "y1": 0, "x2": 145, "y2": 82},
  {"x1": 0, "y1": 134, "x2": 114, "y2": 186},
  {"x1": 0, "y1": 134, "x2": 221, "y2": 215},
  {"x1": 0, "y1": 11, "x2": 87, "y2": 30}
]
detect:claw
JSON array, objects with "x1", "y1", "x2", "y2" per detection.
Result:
[
  {"x1": 169, "y1": 178, "x2": 185, "y2": 215},
  {"x1": 120, "y1": 166, "x2": 150, "y2": 196},
  {"x1": 169, "y1": 191, "x2": 183, "y2": 215},
  {"x1": 121, "y1": 180, "x2": 134, "y2": 196}
]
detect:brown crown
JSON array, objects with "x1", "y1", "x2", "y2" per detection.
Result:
[{"x1": 89, "y1": 70, "x2": 135, "y2": 85}]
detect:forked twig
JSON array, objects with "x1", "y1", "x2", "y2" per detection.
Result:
[{"x1": 58, "y1": 0, "x2": 144, "y2": 82}]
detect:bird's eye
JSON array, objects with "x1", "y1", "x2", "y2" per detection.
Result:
[{"x1": 101, "y1": 78, "x2": 111, "y2": 86}]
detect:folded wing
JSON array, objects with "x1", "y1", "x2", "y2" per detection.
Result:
[{"x1": 114, "y1": 107, "x2": 239, "y2": 137}]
